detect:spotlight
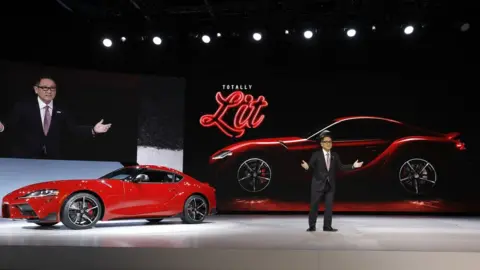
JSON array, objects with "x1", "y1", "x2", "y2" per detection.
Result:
[
  {"x1": 202, "y1": 35, "x2": 211, "y2": 43},
  {"x1": 303, "y1": 30, "x2": 313, "y2": 39},
  {"x1": 217, "y1": 33, "x2": 221, "y2": 37},
  {"x1": 121, "y1": 37, "x2": 126, "y2": 42},
  {"x1": 346, "y1": 29, "x2": 356, "y2": 37},
  {"x1": 152, "y1": 36, "x2": 162, "y2": 45},
  {"x1": 253, "y1": 32, "x2": 262, "y2": 41},
  {"x1": 285, "y1": 30, "x2": 289, "y2": 34},
  {"x1": 404, "y1": 25, "x2": 414, "y2": 35},
  {"x1": 102, "y1": 38, "x2": 112, "y2": 47}
]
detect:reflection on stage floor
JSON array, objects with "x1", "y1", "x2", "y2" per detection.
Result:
[{"x1": 1, "y1": 215, "x2": 480, "y2": 252}]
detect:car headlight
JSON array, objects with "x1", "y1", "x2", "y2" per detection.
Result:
[
  {"x1": 212, "y1": 150, "x2": 233, "y2": 160},
  {"x1": 20, "y1": 189, "x2": 59, "y2": 198}
]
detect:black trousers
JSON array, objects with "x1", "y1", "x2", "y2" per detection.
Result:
[{"x1": 308, "y1": 181, "x2": 334, "y2": 228}]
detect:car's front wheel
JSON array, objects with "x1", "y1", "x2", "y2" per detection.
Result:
[
  {"x1": 61, "y1": 192, "x2": 103, "y2": 230},
  {"x1": 236, "y1": 157, "x2": 272, "y2": 194},
  {"x1": 181, "y1": 195, "x2": 208, "y2": 224}
]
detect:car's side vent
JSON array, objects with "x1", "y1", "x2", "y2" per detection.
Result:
[
  {"x1": 2, "y1": 204, "x2": 10, "y2": 218},
  {"x1": 16, "y1": 204, "x2": 37, "y2": 217}
]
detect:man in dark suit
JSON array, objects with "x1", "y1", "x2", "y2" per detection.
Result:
[
  {"x1": 301, "y1": 131, "x2": 363, "y2": 232},
  {"x1": 0, "y1": 77, "x2": 112, "y2": 159}
]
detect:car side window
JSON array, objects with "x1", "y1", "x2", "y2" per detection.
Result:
[
  {"x1": 142, "y1": 170, "x2": 175, "y2": 183},
  {"x1": 174, "y1": 174, "x2": 184, "y2": 183},
  {"x1": 329, "y1": 119, "x2": 407, "y2": 141}
]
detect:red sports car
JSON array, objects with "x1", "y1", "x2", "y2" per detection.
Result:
[
  {"x1": 208, "y1": 116, "x2": 467, "y2": 198},
  {"x1": 1, "y1": 165, "x2": 217, "y2": 229}
]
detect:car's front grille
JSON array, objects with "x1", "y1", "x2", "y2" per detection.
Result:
[
  {"x1": 16, "y1": 204, "x2": 37, "y2": 217},
  {"x1": 1, "y1": 204, "x2": 10, "y2": 218}
]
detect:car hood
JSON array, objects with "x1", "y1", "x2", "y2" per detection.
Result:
[{"x1": 4, "y1": 179, "x2": 104, "y2": 199}]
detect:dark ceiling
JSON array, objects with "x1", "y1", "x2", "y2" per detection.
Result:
[
  {"x1": 2, "y1": 0, "x2": 475, "y2": 31},
  {"x1": 0, "y1": 0, "x2": 477, "y2": 76}
]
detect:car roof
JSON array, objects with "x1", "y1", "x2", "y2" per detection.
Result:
[
  {"x1": 125, "y1": 165, "x2": 183, "y2": 175},
  {"x1": 333, "y1": 116, "x2": 402, "y2": 124}
]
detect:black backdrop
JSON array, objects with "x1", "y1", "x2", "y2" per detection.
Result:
[{"x1": 183, "y1": 73, "x2": 478, "y2": 212}]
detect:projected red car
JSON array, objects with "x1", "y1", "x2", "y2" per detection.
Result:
[
  {"x1": 209, "y1": 116, "x2": 467, "y2": 197},
  {"x1": 1, "y1": 165, "x2": 217, "y2": 230}
]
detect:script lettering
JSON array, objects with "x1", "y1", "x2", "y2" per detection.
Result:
[{"x1": 199, "y1": 91, "x2": 268, "y2": 138}]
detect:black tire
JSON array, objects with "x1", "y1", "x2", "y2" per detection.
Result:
[
  {"x1": 393, "y1": 157, "x2": 438, "y2": 197},
  {"x1": 61, "y1": 192, "x2": 103, "y2": 230},
  {"x1": 181, "y1": 195, "x2": 208, "y2": 224},
  {"x1": 34, "y1": 222, "x2": 58, "y2": 227},
  {"x1": 146, "y1": 218, "x2": 163, "y2": 223},
  {"x1": 235, "y1": 156, "x2": 273, "y2": 196}
]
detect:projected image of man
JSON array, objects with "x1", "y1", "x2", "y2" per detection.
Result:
[{"x1": 0, "y1": 77, "x2": 112, "y2": 159}]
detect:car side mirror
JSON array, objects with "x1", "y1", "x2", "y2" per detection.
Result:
[{"x1": 133, "y1": 174, "x2": 149, "y2": 183}]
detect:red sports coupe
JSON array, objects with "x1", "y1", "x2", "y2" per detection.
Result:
[
  {"x1": 208, "y1": 116, "x2": 467, "y2": 198},
  {"x1": 1, "y1": 165, "x2": 217, "y2": 229}
]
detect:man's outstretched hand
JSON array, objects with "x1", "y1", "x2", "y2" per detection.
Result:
[
  {"x1": 353, "y1": 159, "x2": 363, "y2": 168},
  {"x1": 93, "y1": 119, "x2": 112, "y2": 134},
  {"x1": 301, "y1": 160, "x2": 309, "y2": 170}
]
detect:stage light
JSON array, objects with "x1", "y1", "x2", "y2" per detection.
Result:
[
  {"x1": 303, "y1": 30, "x2": 313, "y2": 39},
  {"x1": 460, "y1": 23, "x2": 470, "y2": 32},
  {"x1": 372, "y1": 25, "x2": 376, "y2": 31},
  {"x1": 121, "y1": 37, "x2": 126, "y2": 42},
  {"x1": 152, "y1": 36, "x2": 162, "y2": 45},
  {"x1": 217, "y1": 33, "x2": 221, "y2": 37},
  {"x1": 346, "y1": 29, "x2": 356, "y2": 37},
  {"x1": 404, "y1": 25, "x2": 414, "y2": 35},
  {"x1": 202, "y1": 35, "x2": 211, "y2": 43},
  {"x1": 253, "y1": 32, "x2": 262, "y2": 41},
  {"x1": 102, "y1": 38, "x2": 112, "y2": 47},
  {"x1": 285, "y1": 30, "x2": 289, "y2": 34}
]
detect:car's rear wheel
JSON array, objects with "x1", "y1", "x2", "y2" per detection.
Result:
[
  {"x1": 397, "y1": 158, "x2": 438, "y2": 196},
  {"x1": 34, "y1": 222, "x2": 58, "y2": 227},
  {"x1": 61, "y1": 192, "x2": 103, "y2": 230},
  {"x1": 181, "y1": 195, "x2": 208, "y2": 224}
]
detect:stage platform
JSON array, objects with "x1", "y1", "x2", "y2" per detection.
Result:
[{"x1": 1, "y1": 215, "x2": 480, "y2": 270}]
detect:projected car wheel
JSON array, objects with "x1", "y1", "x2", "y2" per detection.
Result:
[
  {"x1": 61, "y1": 193, "x2": 102, "y2": 230},
  {"x1": 237, "y1": 158, "x2": 272, "y2": 193},
  {"x1": 398, "y1": 158, "x2": 437, "y2": 195}
]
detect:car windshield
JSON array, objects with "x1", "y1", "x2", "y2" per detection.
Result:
[
  {"x1": 99, "y1": 167, "x2": 143, "y2": 180},
  {"x1": 304, "y1": 122, "x2": 332, "y2": 140}
]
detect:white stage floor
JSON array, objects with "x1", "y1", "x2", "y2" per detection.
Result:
[{"x1": 1, "y1": 215, "x2": 480, "y2": 270}]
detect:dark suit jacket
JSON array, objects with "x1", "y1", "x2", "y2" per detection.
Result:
[
  {"x1": 307, "y1": 150, "x2": 353, "y2": 192},
  {"x1": 0, "y1": 99, "x2": 93, "y2": 159}
]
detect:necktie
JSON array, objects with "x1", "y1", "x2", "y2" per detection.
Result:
[
  {"x1": 326, "y1": 152, "x2": 330, "y2": 171},
  {"x1": 43, "y1": 106, "x2": 51, "y2": 135}
]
